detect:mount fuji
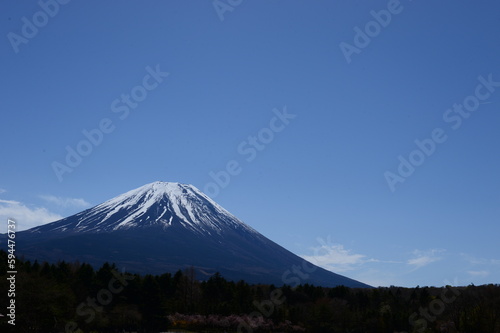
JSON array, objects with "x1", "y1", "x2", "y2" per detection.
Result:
[{"x1": 3, "y1": 182, "x2": 370, "y2": 288}]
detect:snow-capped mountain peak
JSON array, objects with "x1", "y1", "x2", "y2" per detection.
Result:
[{"x1": 29, "y1": 181, "x2": 258, "y2": 236}]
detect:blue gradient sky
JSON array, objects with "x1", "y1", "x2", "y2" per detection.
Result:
[{"x1": 1, "y1": 0, "x2": 500, "y2": 287}]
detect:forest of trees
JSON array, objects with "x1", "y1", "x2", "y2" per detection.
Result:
[{"x1": 1, "y1": 250, "x2": 499, "y2": 333}]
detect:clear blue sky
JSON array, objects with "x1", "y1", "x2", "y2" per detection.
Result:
[{"x1": 1, "y1": 0, "x2": 500, "y2": 287}]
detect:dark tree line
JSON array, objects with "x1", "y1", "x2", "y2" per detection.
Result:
[{"x1": 0, "y1": 250, "x2": 499, "y2": 333}]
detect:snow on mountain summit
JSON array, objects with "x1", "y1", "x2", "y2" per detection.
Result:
[{"x1": 29, "y1": 181, "x2": 258, "y2": 236}]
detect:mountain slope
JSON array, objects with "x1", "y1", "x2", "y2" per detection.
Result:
[{"x1": 3, "y1": 182, "x2": 371, "y2": 288}]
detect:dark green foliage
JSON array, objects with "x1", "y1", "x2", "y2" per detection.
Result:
[{"x1": 0, "y1": 250, "x2": 499, "y2": 332}]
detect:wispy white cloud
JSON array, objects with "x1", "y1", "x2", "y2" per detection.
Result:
[
  {"x1": 0, "y1": 188, "x2": 6, "y2": 194},
  {"x1": 407, "y1": 249, "x2": 444, "y2": 270},
  {"x1": 467, "y1": 270, "x2": 490, "y2": 277},
  {"x1": 0, "y1": 199, "x2": 63, "y2": 232},
  {"x1": 300, "y1": 239, "x2": 454, "y2": 287},
  {"x1": 300, "y1": 237, "x2": 373, "y2": 272},
  {"x1": 302, "y1": 244, "x2": 366, "y2": 270},
  {"x1": 39, "y1": 195, "x2": 90, "y2": 208},
  {"x1": 0, "y1": 199, "x2": 19, "y2": 205},
  {"x1": 460, "y1": 253, "x2": 500, "y2": 266}
]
